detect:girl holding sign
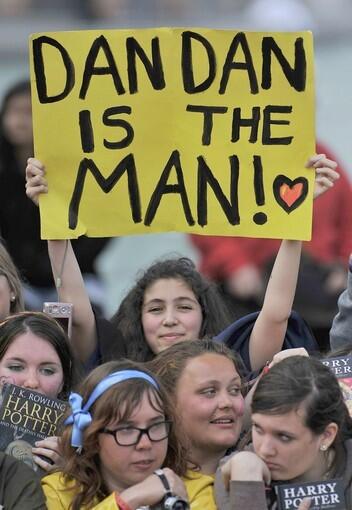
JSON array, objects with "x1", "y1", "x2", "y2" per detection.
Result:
[{"x1": 25, "y1": 154, "x2": 339, "y2": 374}]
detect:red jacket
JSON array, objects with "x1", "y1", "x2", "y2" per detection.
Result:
[{"x1": 190, "y1": 143, "x2": 352, "y2": 280}]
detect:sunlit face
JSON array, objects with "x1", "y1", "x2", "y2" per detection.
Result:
[
  {"x1": 142, "y1": 278, "x2": 203, "y2": 354},
  {"x1": 98, "y1": 391, "x2": 168, "y2": 493},
  {"x1": 175, "y1": 353, "x2": 244, "y2": 461},
  {"x1": 0, "y1": 332, "x2": 64, "y2": 398},
  {"x1": 0, "y1": 275, "x2": 12, "y2": 321},
  {"x1": 252, "y1": 405, "x2": 333, "y2": 482},
  {"x1": 2, "y1": 92, "x2": 33, "y2": 148}
]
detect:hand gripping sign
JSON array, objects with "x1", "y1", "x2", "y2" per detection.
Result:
[{"x1": 29, "y1": 28, "x2": 315, "y2": 240}]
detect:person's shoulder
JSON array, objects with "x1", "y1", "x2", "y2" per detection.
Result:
[
  {"x1": 93, "y1": 308, "x2": 128, "y2": 360},
  {"x1": 0, "y1": 451, "x2": 33, "y2": 474},
  {"x1": 339, "y1": 439, "x2": 352, "y2": 498},
  {"x1": 0, "y1": 452, "x2": 42, "y2": 489},
  {"x1": 184, "y1": 469, "x2": 216, "y2": 508},
  {"x1": 344, "y1": 438, "x2": 352, "y2": 454},
  {"x1": 0, "y1": 453, "x2": 47, "y2": 509},
  {"x1": 41, "y1": 471, "x2": 80, "y2": 509},
  {"x1": 185, "y1": 469, "x2": 215, "y2": 481},
  {"x1": 41, "y1": 471, "x2": 69, "y2": 490},
  {"x1": 0, "y1": 451, "x2": 18, "y2": 473},
  {"x1": 0, "y1": 451, "x2": 7, "y2": 467}
]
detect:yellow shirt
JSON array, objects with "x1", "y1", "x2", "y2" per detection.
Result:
[
  {"x1": 184, "y1": 470, "x2": 217, "y2": 510},
  {"x1": 42, "y1": 472, "x2": 119, "y2": 510},
  {"x1": 43, "y1": 469, "x2": 217, "y2": 510}
]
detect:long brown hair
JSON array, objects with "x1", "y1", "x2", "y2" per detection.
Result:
[
  {"x1": 60, "y1": 360, "x2": 187, "y2": 510},
  {"x1": 149, "y1": 340, "x2": 245, "y2": 469},
  {"x1": 252, "y1": 355, "x2": 352, "y2": 478}
]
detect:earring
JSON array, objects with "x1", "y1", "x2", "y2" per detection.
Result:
[
  {"x1": 320, "y1": 444, "x2": 328, "y2": 451},
  {"x1": 10, "y1": 294, "x2": 15, "y2": 302}
]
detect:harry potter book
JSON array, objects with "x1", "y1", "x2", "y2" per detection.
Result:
[
  {"x1": 322, "y1": 355, "x2": 352, "y2": 416},
  {"x1": 275, "y1": 478, "x2": 346, "y2": 510},
  {"x1": 0, "y1": 383, "x2": 67, "y2": 473}
]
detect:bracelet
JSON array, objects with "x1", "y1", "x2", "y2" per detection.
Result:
[
  {"x1": 114, "y1": 493, "x2": 133, "y2": 510},
  {"x1": 154, "y1": 468, "x2": 172, "y2": 498}
]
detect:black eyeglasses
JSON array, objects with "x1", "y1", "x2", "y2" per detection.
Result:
[{"x1": 101, "y1": 420, "x2": 172, "y2": 446}]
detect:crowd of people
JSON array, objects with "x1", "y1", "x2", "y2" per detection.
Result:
[{"x1": 0, "y1": 70, "x2": 352, "y2": 509}]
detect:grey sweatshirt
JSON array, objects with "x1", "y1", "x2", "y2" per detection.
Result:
[
  {"x1": 214, "y1": 440, "x2": 352, "y2": 510},
  {"x1": 330, "y1": 259, "x2": 352, "y2": 351}
]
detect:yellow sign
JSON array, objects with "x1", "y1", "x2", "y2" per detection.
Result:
[{"x1": 29, "y1": 28, "x2": 315, "y2": 240}]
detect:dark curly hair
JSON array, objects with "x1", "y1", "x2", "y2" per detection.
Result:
[{"x1": 110, "y1": 257, "x2": 231, "y2": 361}]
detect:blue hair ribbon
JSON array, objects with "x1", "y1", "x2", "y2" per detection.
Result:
[{"x1": 65, "y1": 369, "x2": 159, "y2": 450}]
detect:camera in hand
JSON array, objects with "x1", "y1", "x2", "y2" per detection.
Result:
[
  {"x1": 43, "y1": 302, "x2": 73, "y2": 338},
  {"x1": 162, "y1": 495, "x2": 189, "y2": 510},
  {"x1": 139, "y1": 495, "x2": 190, "y2": 510}
]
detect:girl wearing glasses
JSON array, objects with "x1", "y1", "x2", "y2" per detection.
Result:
[{"x1": 41, "y1": 360, "x2": 189, "y2": 510}]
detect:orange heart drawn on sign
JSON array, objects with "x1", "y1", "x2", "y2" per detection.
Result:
[
  {"x1": 273, "y1": 175, "x2": 308, "y2": 213},
  {"x1": 280, "y1": 182, "x2": 303, "y2": 207}
]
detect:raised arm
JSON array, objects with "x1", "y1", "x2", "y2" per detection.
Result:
[
  {"x1": 47, "y1": 239, "x2": 97, "y2": 362},
  {"x1": 248, "y1": 154, "x2": 339, "y2": 371},
  {"x1": 26, "y1": 158, "x2": 97, "y2": 363}
]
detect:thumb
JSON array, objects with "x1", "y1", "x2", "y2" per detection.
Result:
[{"x1": 298, "y1": 497, "x2": 311, "y2": 510}]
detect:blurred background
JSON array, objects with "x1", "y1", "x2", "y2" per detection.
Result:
[{"x1": 0, "y1": 0, "x2": 351, "y2": 334}]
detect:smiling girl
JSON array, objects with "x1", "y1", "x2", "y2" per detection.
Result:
[
  {"x1": 0, "y1": 311, "x2": 75, "y2": 472},
  {"x1": 149, "y1": 339, "x2": 246, "y2": 509},
  {"x1": 25, "y1": 154, "x2": 339, "y2": 373}
]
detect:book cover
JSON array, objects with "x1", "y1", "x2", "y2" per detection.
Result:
[
  {"x1": 322, "y1": 356, "x2": 352, "y2": 416},
  {"x1": 275, "y1": 478, "x2": 346, "y2": 510},
  {"x1": 0, "y1": 383, "x2": 67, "y2": 473}
]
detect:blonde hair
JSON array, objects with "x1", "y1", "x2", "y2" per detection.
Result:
[{"x1": 0, "y1": 241, "x2": 24, "y2": 314}]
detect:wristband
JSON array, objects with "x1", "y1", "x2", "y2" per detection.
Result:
[
  {"x1": 154, "y1": 468, "x2": 173, "y2": 498},
  {"x1": 115, "y1": 493, "x2": 133, "y2": 510}
]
